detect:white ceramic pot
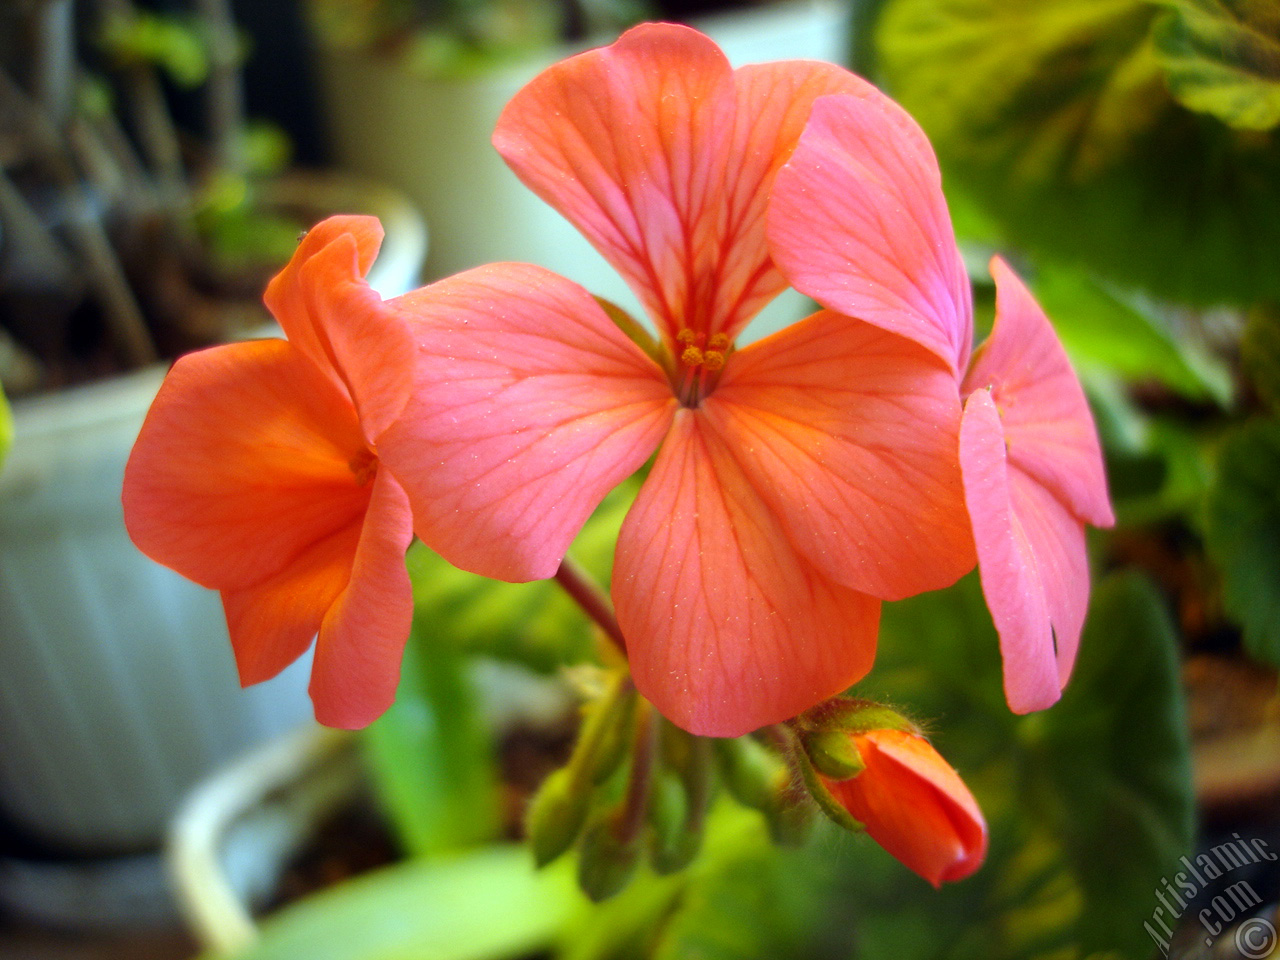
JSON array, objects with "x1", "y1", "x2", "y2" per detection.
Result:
[
  {"x1": 312, "y1": 0, "x2": 849, "y2": 342},
  {"x1": 0, "y1": 179, "x2": 426, "y2": 855}
]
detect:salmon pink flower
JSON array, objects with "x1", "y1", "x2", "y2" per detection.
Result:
[
  {"x1": 810, "y1": 727, "x2": 988, "y2": 887},
  {"x1": 768, "y1": 93, "x2": 1114, "y2": 713},
  {"x1": 376, "y1": 24, "x2": 975, "y2": 737},
  {"x1": 123, "y1": 215, "x2": 418, "y2": 729}
]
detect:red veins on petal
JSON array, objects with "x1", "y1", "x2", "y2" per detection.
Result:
[
  {"x1": 769, "y1": 92, "x2": 973, "y2": 377},
  {"x1": 614, "y1": 412, "x2": 881, "y2": 738},
  {"x1": 706, "y1": 309, "x2": 974, "y2": 601},
  {"x1": 821, "y1": 729, "x2": 987, "y2": 887},
  {"x1": 123, "y1": 215, "x2": 417, "y2": 728},
  {"x1": 493, "y1": 23, "x2": 868, "y2": 346},
  {"x1": 378, "y1": 263, "x2": 675, "y2": 583}
]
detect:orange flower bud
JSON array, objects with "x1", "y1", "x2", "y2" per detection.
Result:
[{"x1": 816, "y1": 729, "x2": 987, "y2": 887}]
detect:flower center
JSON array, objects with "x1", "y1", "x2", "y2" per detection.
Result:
[
  {"x1": 348, "y1": 448, "x2": 378, "y2": 487},
  {"x1": 674, "y1": 329, "x2": 730, "y2": 407}
]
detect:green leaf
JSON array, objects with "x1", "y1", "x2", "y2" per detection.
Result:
[
  {"x1": 1154, "y1": 0, "x2": 1280, "y2": 130},
  {"x1": 1204, "y1": 417, "x2": 1280, "y2": 665},
  {"x1": 406, "y1": 477, "x2": 638, "y2": 673},
  {"x1": 875, "y1": 0, "x2": 1280, "y2": 306},
  {"x1": 1033, "y1": 571, "x2": 1195, "y2": 956},
  {"x1": 360, "y1": 619, "x2": 502, "y2": 857},
  {"x1": 1030, "y1": 264, "x2": 1231, "y2": 404},
  {"x1": 210, "y1": 846, "x2": 585, "y2": 960},
  {"x1": 1242, "y1": 304, "x2": 1280, "y2": 412}
]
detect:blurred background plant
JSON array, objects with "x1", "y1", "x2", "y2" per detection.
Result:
[
  {"x1": 0, "y1": 0, "x2": 303, "y2": 396},
  {"x1": 304, "y1": 0, "x2": 646, "y2": 77}
]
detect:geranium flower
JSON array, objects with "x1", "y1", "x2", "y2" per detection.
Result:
[
  {"x1": 123, "y1": 216, "x2": 419, "y2": 728},
  {"x1": 812, "y1": 728, "x2": 988, "y2": 887},
  {"x1": 376, "y1": 24, "x2": 975, "y2": 737},
  {"x1": 768, "y1": 93, "x2": 1114, "y2": 713}
]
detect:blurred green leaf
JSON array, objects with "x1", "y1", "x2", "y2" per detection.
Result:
[
  {"x1": 1154, "y1": 0, "x2": 1280, "y2": 130},
  {"x1": 407, "y1": 477, "x2": 637, "y2": 673},
  {"x1": 1242, "y1": 305, "x2": 1280, "y2": 411},
  {"x1": 100, "y1": 12, "x2": 208, "y2": 87},
  {"x1": 240, "y1": 122, "x2": 294, "y2": 178},
  {"x1": 1033, "y1": 571, "x2": 1194, "y2": 955},
  {"x1": 212, "y1": 846, "x2": 585, "y2": 960},
  {"x1": 1203, "y1": 417, "x2": 1280, "y2": 665},
  {"x1": 361, "y1": 617, "x2": 501, "y2": 858},
  {"x1": 875, "y1": 0, "x2": 1280, "y2": 306},
  {"x1": 1031, "y1": 265, "x2": 1231, "y2": 404},
  {"x1": 195, "y1": 174, "x2": 306, "y2": 270}
]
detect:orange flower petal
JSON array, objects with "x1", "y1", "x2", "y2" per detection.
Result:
[
  {"x1": 964, "y1": 258, "x2": 1114, "y2": 528},
  {"x1": 264, "y1": 214, "x2": 383, "y2": 374},
  {"x1": 824, "y1": 729, "x2": 987, "y2": 887},
  {"x1": 705, "y1": 310, "x2": 974, "y2": 600},
  {"x1": 493, "y1": 24, "x2": 865, "y2": 344},
  {"x1": 264, "y1": 215, "x2": 416, "y2": 442},
  {"x1": 378, "y1": 263, "x2": 675, "y2": 582},
  {"x1": 221, "y1": 521, "x2": 362, "y2": 686},
  {"x1": 123, "y1": 339, "x2": 370, "y2": 592},
  {"x1": 614, "y1": 411, "x2": 881, "y2": 737},
  {"x1": 310, "y1": 471, "x2": 415, "y2": 729},
  {"x1": 769, "y1": 92, "x2": 973, "y2": 376}
]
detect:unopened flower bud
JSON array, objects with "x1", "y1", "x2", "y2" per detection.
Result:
[
  {"x1": 577, "y1": 814, "x2": 641, "y2": 902},
  {"x1": 803, "y1": 727, "x2": 988, "y2": 887},
  {"x1": 526, "y1": 767, "x2": 589, "y2": 867}
]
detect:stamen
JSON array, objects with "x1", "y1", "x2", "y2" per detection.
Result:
[
  {"x1": 703, "y1": 350, "x2": 725, "y2": 371},
  {"x1": 348, "y1": 449, "x2": 378, "y2": 487},
  {"x1": 676, "y1": 329, "x2": 697, "y2": 346},
  {"x1": 681, "y1": 346, "x2": 705, "y2": 367},
  {"x1": 707, "y1": 333, "x2": 730, "y2": 351}
]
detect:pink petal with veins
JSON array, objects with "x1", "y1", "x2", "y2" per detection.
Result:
[
  {"x1": 615, "y1": 410, "x2": 881, "y2": 737},
  {"x1": 961, "y1": 389, "x2": 1067, "y2": 713},
  {"x1": 707, "y1": 309, "x2": 974, "y2": 600},
  {"x1": 494, "y1": 24, "x2": 866, "y2": 344},
  {"x1": 963, "y1": 257, "x2": 1113, "y2": 528},
  {"x1": 379, "y1": 262, "x2": 675, "y2": 583},
  {"x1": 769, "y1": 92, "x2": 972, "y2": 376}
]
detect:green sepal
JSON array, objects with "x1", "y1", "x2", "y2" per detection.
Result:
[
  {"x1": 594, "y1": 296, "x2": 665, "y2": 368},
  {"x1": 798, "y1": 729, "x2": 867, "y2": 781},
  {"x1": 794, "y1": 698, "x2": 918, "y2": 737},
  {"x1": 574, "y1": 674, "x2": 637, "y2": 787},
  {"x1": 794, "y1": 749, "x2": 865, "y2": 837}
]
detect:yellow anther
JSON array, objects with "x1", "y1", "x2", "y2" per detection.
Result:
[
  {"x1": 681, "y1": 346, "x2": 705, "y2": 367},
  {"x1": 676, "y1": 329, "x2": 697, "y2": 345},
  {"x1": 703, "y1": 350, "x2": 725, "y2": 371},
  {"x1": 707, "y1": 333, "x2": 730, "y2": 351}
]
